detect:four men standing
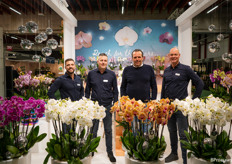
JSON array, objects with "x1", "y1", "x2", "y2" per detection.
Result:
[{"x1": 48, "y1": 48, "x2": 203, "y2": 164}]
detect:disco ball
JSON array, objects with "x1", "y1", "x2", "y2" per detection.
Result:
[
  {"x1": 217, "y1": 34, "x2": 224, "y2": 41},
  {"x1": 203, "y1": 138, "x2": 212, "y2": 145},
  {"x1": 42, "y1": 47, "x2": 52, "y2": 56},
  {"x1": 46, "y1": 27, "x2": 53, "y2": 35},
  {"x1": 208, "y1": 42, "x2": 220, "y2": 53},
  {"x1": 25, "y1": 21, "x2": 38, "y2": 33},
  {"x1": 40, "y1": 32, "x2": 48, "y2": 41},
  {"x1": 18, "y1": 25, "x2": 27, "y2": 33},
  {"x1": 20, "y1": 39, "x2": 33, "y2": 50},
  {"x1": 208, "y1": 24, "x2": 216, "y2": 32},
  {"x1": 222, "y1": 52, "x2": 232, "y2": 63},
  {"x1": 230, "y1": 20, "x2": 232, "y2": 30},
  {"x1": 5, "y1": 151, "x2": 12, "y2": 159},
  {"x1": 32, "y1": 54, "x2": 40, "y2": 62},
  {"x1": 35, "y1": 34, "x2": 43, "y2": 43},
  {"x1": 15, "y1": 136, "x2": 28, "y2": 149},
  {"x1": 46, "y1": 38, "x2": 58, "y2": 49},
  {"x1": 71, "y1": 148, "x2": 78, "y2": 157}
]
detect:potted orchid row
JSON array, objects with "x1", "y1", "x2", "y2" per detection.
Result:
[
  {"x1": 110, "y1": 96, "x2": 175, "y2": 163},
  {"x1": 44, "y1": 97, "x2": 106, "y2": 164},
  {"x1": 174, "y1": 95, "x2": 232, "y2": 163},
  {"x1": 0, "y1": 96, "x2": 46, "y2": 163},
  {"x1": 14, "y1": 71, "x2": 54, "y2": 100}
]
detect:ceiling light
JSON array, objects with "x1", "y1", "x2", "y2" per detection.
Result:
[
  {"x1": 121, "y1": 6, "x2": 124, "y2": 14},
  {"x1": 10, "y1": 36, "x2": 18, "y2": 40},
  {"x1": 207, "y1": 5, "x2": 218, "y2": 14},
  {"x1": 9, "y1": 7, "x2": 21, "y2": 15}
]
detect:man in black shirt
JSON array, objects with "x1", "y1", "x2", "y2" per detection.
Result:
[
  {"x1": 85, "y1": 53, "x2": 118, "y2": 162},
  {"x1": 48, "y1": 58, "x2": 84, "y2": 133},
  {"x1": 48, "y1": 58, "x2": 84, "y2": 101},
  {"x1": 161, "y1": 47, "x2": 204, "y2": 164},
  {"x1": 121, "y1": 49, "x2": 157, "y2": 102}
]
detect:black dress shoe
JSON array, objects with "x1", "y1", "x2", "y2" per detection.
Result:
[
  {"x1": 108, "y1": 152, "x2": 116, "y2": 162},
  {"x1": 165, "y1": 153, "x2": 178, "y2": 163}
]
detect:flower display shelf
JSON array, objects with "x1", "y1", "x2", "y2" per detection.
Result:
[
  {"x1": 125, "y1": 152, "x2": 164, "y2": 164},
  {"x1": 0, "y1": 153, "x2": 31, "y2": 164},
  {"x1": 51, "y1": 156, "x2": 92, "y2": 164}
]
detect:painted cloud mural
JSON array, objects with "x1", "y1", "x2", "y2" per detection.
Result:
[
  {"x1": 75, "y1": 31, "x2": 92, "y2": 50},
  {"x1": 115, "y1": 26, "x2": 138, "y2": 46}
]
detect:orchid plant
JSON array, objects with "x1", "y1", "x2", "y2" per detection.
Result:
[
  {"x1": 173, "y1": 95, "x2": 232, "y2": 162},
  {"x1": 0, "y1": 96, "x2": 46, "y2": 161},
  {"x1": 14, "y1": 71, "x2": 54, "y2": 100},
  {"x1": 110, "y1": 96, "x2": 175, "y2": 161},
  {"x1": 44, "y1": 97, "x2": 106, "y2": 164},
  {"x1": 209, "y1": 70, "x2": 232, "y2": 104}
]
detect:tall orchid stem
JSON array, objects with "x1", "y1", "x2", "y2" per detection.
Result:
[{"x1": 52, "y1": 120, "x2": 59, "y2": 138}]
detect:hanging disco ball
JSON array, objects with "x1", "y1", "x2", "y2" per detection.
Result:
[
  {"x1": 217, "y1": 34, "x2": 224, "y2": 41},
  {"x1": 18, "y1": 25, "x2": 27, "y2": 33},
  {"x1": 32, "y1": 54, "x2": 40, "y2": 62},
  {"x1": 42, "y1": 47, "x2": 52, "y2": 56},
  {"x1": 208, "y1": 24, "x2": 216, "y2": 32},
  {"x1": 40, "y1": 32, "x2": 48, "y2": 41},
  {"x1": 46, "y1": 27, "x2": 53, "y2": 35},
  {"x1": 35, "y1": 34, "x2": 43, "y2": 43},
  {"x1": 20, "y1": 39, "x2": 33, "y2": 50},
  {"x1": 229, "y1": 20, "x2": 232, "y2": 30},
  {"x1": 222, "y1": 52, "x2": 232, "y2": 63},
  {"x1": 25, "y1": 21, "x2": 38, "y2": 33},
  {"x1": 46, "y1": 38, "x2": 58, "y2": 49},
  {"x1": 208, "y1": 42, "x2": 220, "y2": 53},
  {"x1": 203, "y1": 138, "x2": 212, "y2": 145}
]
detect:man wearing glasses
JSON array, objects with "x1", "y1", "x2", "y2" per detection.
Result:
[{"x1": 161, "y1": 47, "x2": 204, "y2": 164}]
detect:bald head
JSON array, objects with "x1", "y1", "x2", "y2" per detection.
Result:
[
  {"x1": 169, "y1": 47, "x2": 180, "y2": 55},
  {"x1": 168, "y1": 47, "x2": 180, "y2": 68}
]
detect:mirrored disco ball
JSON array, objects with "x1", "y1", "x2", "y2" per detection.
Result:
[
  {"x1": 46, "y1": 27, "x2": 53, "y2": 35},
  {"x1": 217, "y1": 34, "x2": 224, "y2": 41},
  {"x1": 208, "y1": 24, "x2": 215, "y2": 32},
  {"x1": 42, "y1": 47, "x2": 52, "y2": 56},
  {"x1": 18, "y1": 25, "x2": 27, "y2": 33},
  {"x1": 20, "y1": 39, "x2": 33, "y2": 50},
  {"x1": 230, "y1": 20, "x2": 232, "y2": 30},
  {"x1": 208, "y1": 42, "x2": 220, "y2": 53},
  {"x1": 203, "y1": 138, "x2": 212, "y2": 145},
  {"x1": 40, "y1": 32, "x2": 48, "y2": 41},
  {"x1": 32, "y1": 54, "x2": 40, "y2": 62},
  {"x1": 222, "y1": 52, "x2": 232, "y2": 63},
  {"x1": 35, "y1": 34, "x2": 43, "y2": 43},
  {"x1": 25, "y1": 21, "x2": 38, "y2": 33},
  {"x1": 5, "y1": 151, "x2": 12, "y2": 159},
  {"x1": 15, "y1": 136, "x2": 28, "y2": 149},
  {"x1": 46, "y1": 38, "x2": 58, "y2": 49}
]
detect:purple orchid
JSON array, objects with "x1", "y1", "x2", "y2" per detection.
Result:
[{"x1": 159, "y1": 32, "x2": 174, "y2": 44}]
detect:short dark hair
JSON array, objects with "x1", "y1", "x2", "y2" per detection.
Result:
[
  {"x1": 65, "y1": 58, "x2": 74, "y2": 65},
  {"x1": 132, "y1": 49, "x2": 143, "y2": 57},
  {"x1": 99, "y1": 53, "x2": 108, "y2": 57}
]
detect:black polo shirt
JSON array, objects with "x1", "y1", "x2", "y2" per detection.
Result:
[
  {"x1": 85, "y1": 68, "x2": 118, "y2": 106},
  {"x1": 161, "y1": 63, "x2": 204, "y2": 100},
  {"x1": 48, "y1": 73, "x2": 84, "y2": 101}
]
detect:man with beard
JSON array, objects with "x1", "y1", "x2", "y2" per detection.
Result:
[
  {"x1": 48, "y1": 58, "x2": 84, "y2": 132},
  {"x1": 85, "y1": 53, "x2": 118, "y2": 162}
]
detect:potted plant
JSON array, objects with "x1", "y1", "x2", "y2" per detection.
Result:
[
  {"x1": 44, "y1": 97, "x2": 106, "y2": 164},
  {"x1": 0, "y1": 96, "x2": 47, "y2": 163},
  {"x1": 110, "y1": 96, "x2": 175, "y2": 163},
  {"x1": 174, "y1": 95, "x2": 232, "y2": 163},
  {"x1": 158, "y1": 65, "x2": 164, "y2": 75}
]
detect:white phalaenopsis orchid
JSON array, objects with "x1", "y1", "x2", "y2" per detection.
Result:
[
  {"x1": 174, "y1": 94, "x2": 232, "y2": 127},
  {"x1": 45, "y1": 97, "x2": 106, "y2": 127}
]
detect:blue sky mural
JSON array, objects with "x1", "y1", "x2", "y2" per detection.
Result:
[{"x1": 75, "y1": 20, "x2": 178, "y2": 66}]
